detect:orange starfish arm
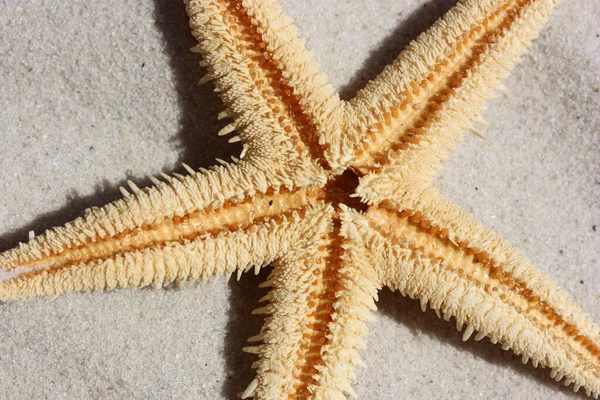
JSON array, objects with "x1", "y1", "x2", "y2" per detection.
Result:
[
  {"x1": 186, "y1": 0, "x2": 342, "y2": 169},
  {"x1": 332, "y1": 0, "x2": 558, "y2": 177},
  {"x1": 241, "y1": 208, "x2": 380, "y2": 400},
  {"x1": 0, "y1": 167, "x2": 323, "y2": 301},
  {"x1": 349, "y1": 187, "x2": 600, "y2": 396}
]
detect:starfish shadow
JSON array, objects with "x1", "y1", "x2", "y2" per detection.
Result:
[
  {"x1": 0, "y1": 178, "x2": 133, "y2": 253},
  {"x1": 376, "y1": 288, "x2": 583, "y2": 398},
  {"x1": 222, "y1": 269, "x2": 271, "y2": 398},
  {"x1": 152, "y1": 0, "x2": 242, "y2": 170}
]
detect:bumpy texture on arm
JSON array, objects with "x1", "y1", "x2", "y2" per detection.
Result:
[
  {"x1": 331, "y1": 0, "x2": 558, "y2": 178},
  {"x1": 187, "y1": 0, "x2": 342, "y2": 172},
  {"x1": 0, "y1": 168, "x2": 322, "y2": 301},
  {"x1": 357, "y1": 193, "x2": 600, "y2": 397}
]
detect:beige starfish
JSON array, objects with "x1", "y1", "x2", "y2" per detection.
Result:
[{"x1": 1, "y1": 0, "x2": 599, "y2": 398}]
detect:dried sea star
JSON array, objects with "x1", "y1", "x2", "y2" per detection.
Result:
[{"x1": 1, "y1": 0, "x2": 599, "y2": 398}]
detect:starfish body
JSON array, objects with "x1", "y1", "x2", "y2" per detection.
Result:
[{"x1": 1, "y1": 0, "x2": 599, "y2": 398}]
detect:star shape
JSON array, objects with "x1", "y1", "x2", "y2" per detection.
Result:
[{"x1": 1, "y1": 0, "x2": 599, "y2": 399}]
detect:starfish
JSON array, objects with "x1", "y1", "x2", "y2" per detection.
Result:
[{"x1": 1, "y1": 0, "x2": 599, "y2": 398}]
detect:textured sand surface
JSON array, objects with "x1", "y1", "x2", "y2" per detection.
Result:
[{"x1": 0, "y1": 0, "x2": 598, "y2": 399}]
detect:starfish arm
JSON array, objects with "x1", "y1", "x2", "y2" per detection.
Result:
[
  {"x1": 335, "y1": 0, "x2": 558, "y2": 177},
  {"x1": 241, "y1": 208, "x2": 380, "y2": 400},
  {"x1": 356, "y1": 178, "x2": 600, "y2": 396},
  {"x1": 186, "y1": 0, "x2": 342, "y2": 168},
  {"x1": 0, "y1": 165, "x2": 323, "y2": 301}
]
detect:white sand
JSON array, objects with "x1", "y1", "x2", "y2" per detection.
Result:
[{"x1": 0, "y1": 0, "x2": 598, "y2": 398}]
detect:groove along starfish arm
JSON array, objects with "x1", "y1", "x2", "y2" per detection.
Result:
[{"x1": 0, "y1": 0, "x2": 598, "y2": 398}]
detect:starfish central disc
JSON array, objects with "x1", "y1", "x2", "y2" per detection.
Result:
[{"x1": 323, "y1": 170, "x2": 366, "y2": 213}]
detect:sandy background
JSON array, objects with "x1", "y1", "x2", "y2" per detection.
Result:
[{"x1": 0, "y1": 0, "x2": 598, "y2": 399}]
